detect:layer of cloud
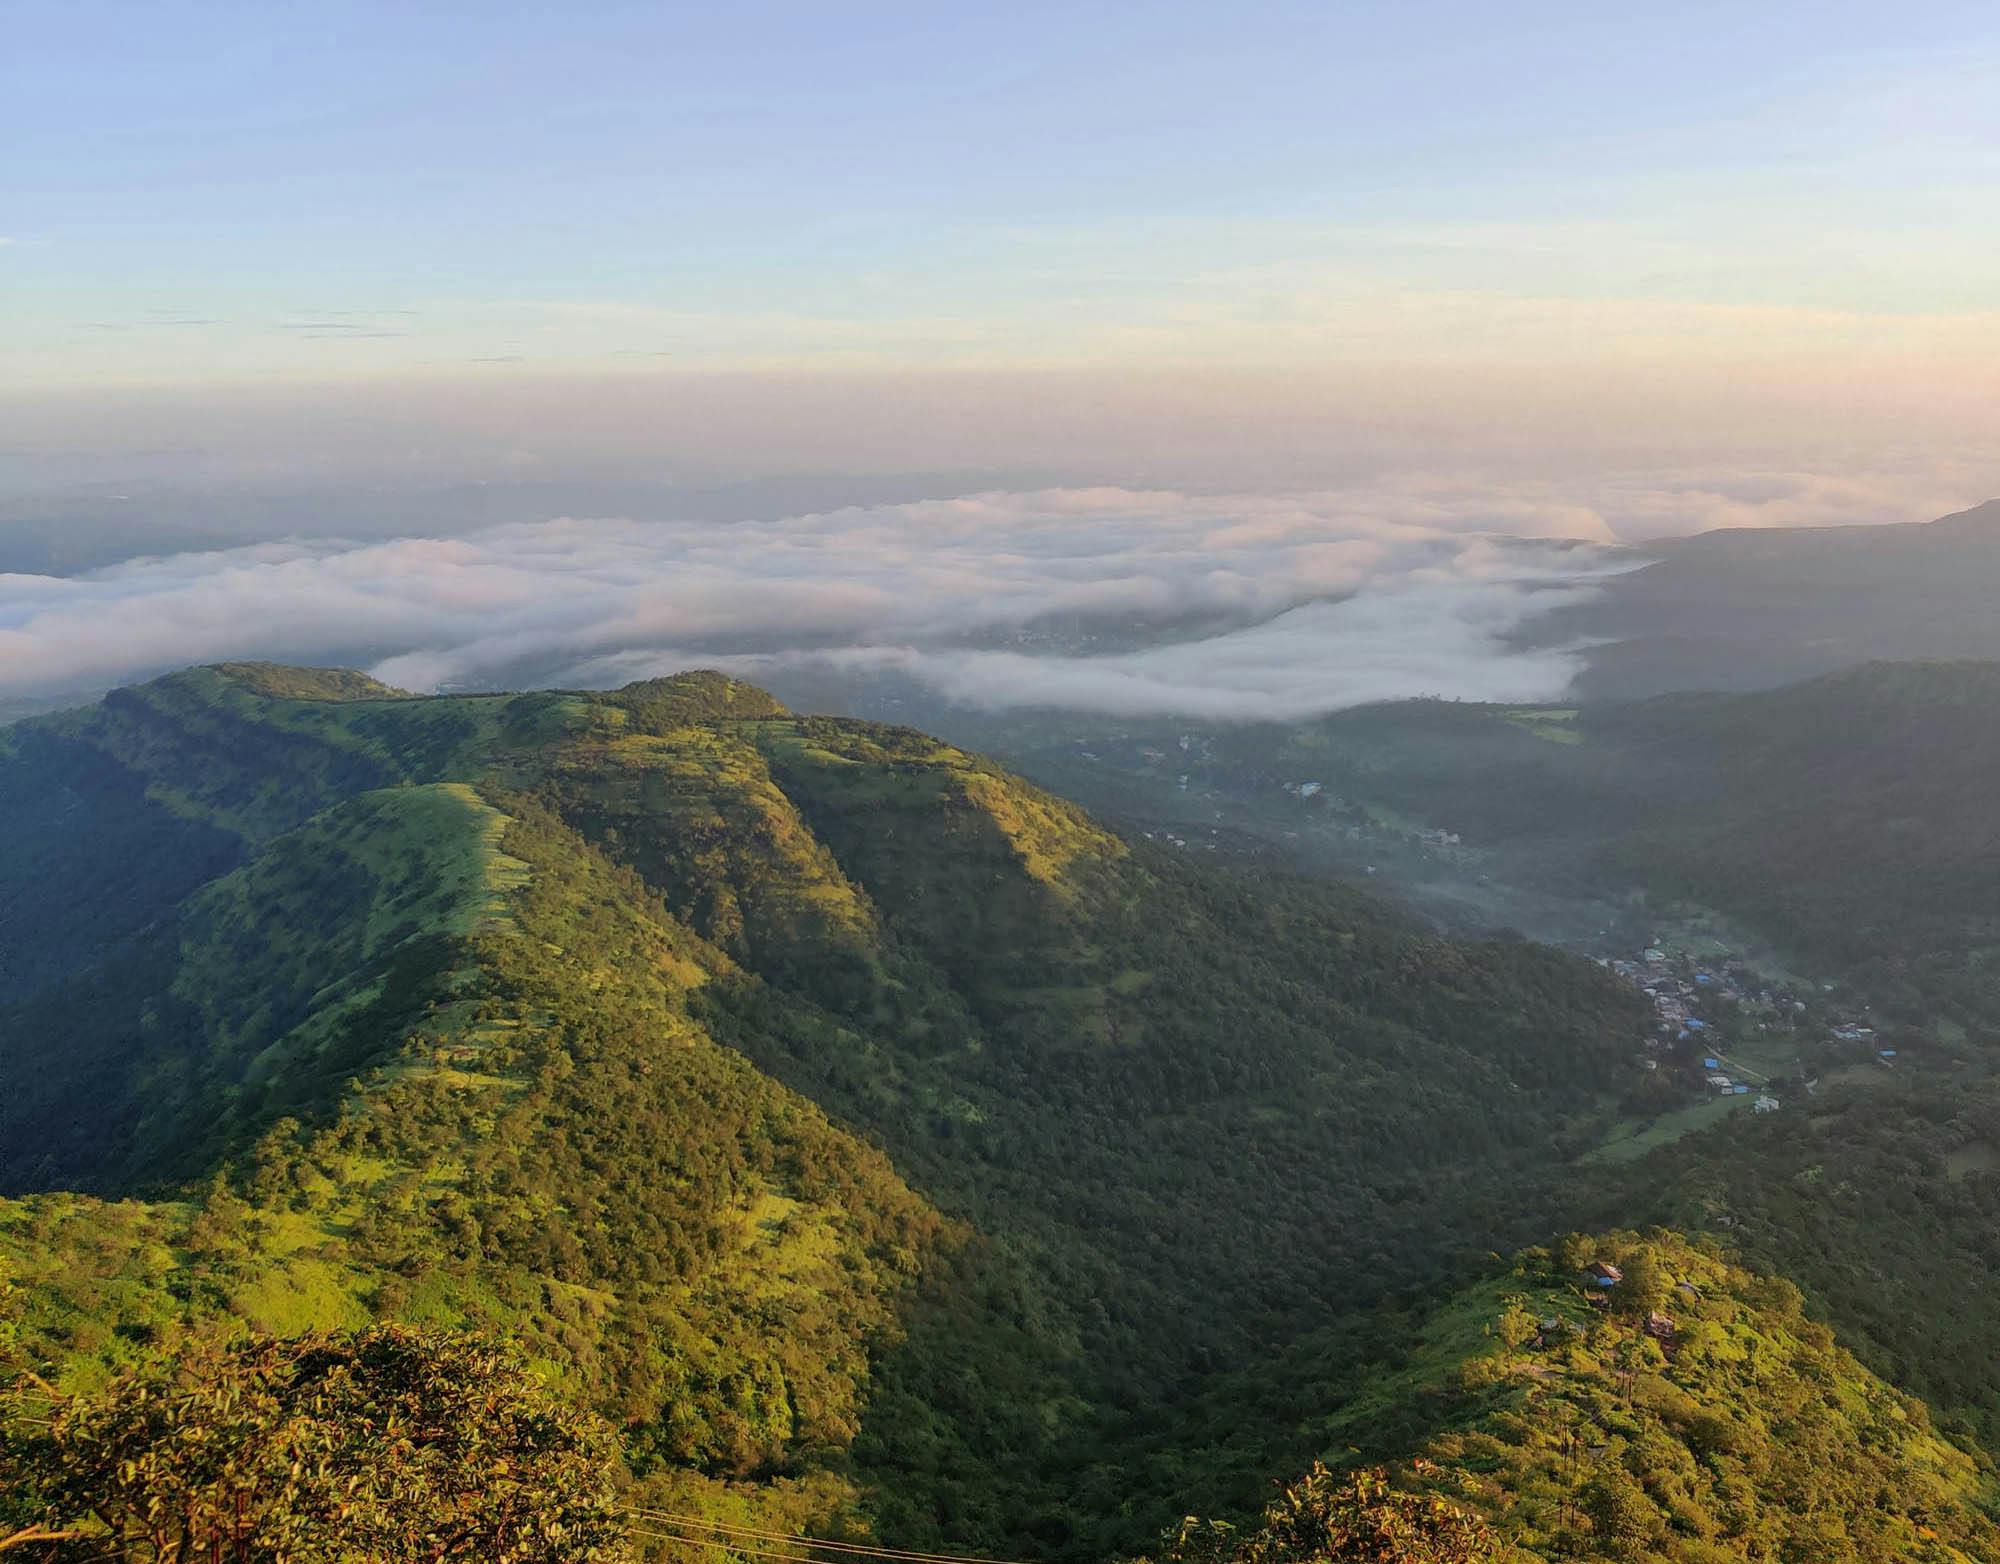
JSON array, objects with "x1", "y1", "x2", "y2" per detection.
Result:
[
  {"x1": 1, "y1": 472, "x2": 1986, "y2": 721},
  {"x1": 597, "y1": 579, "x2": 1608, "y2": 723}
]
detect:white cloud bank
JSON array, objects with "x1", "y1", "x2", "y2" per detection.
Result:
[
  {"x1": 630, "y1": 580, "x2": 1609, "y2": 722},
  {"x1": 0, "y1": 472, "x2": 1982, "y2": 721}
]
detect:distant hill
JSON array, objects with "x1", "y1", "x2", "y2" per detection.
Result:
[
  {"x1": 0, "y1": 663, "x2": 1655, "y2": 1553},
  {"x1": 1540, "y1": 498, "x2": 2000, "y2": 700}
]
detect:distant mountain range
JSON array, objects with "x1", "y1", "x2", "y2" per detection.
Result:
[{"x1": 1545, "y1": 498, "x2": 2000, "y2": 700}]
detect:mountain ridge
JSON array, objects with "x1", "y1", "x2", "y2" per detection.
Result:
[
  {"x1": 3, "y1": 662, "x2": 1663, "y2": 1554},
  {"x1": 1525, "y1": 498, "x2": 2000, "y2": 699}
]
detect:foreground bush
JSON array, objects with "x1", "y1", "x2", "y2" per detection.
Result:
[{"x1": 3, "y1": 1325, "x2": 630, "y2": 1561}]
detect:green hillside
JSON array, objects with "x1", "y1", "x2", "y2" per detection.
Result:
[
  {"x1": 14, "y1": 663, "x2": 1994, "y2": 1559},
  {"x1": 1167, "y1": 1232, "x2": 2000, "y2": 1562},
  {"x1": 0, "y1": 663, "x2": 1663, "y2": 1554},
  {"x1": 1592, "y1": 662, "x2": 2000, "y2": 1028},
  {"x1": 944, "y1": 661, "x2": 2000, "y2": 1475}
]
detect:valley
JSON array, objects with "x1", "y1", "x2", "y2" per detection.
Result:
[{"x1": 821, "y1": 661, "x2": 2000, "y2": 1457}]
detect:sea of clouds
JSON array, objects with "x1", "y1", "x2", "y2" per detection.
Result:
[{"x1": 0, "y1": 472, "x2": 1977, "y2": 721}]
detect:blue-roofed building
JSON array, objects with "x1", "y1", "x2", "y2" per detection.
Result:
[{"x1": 1703, "y1": 1057, "x2": 1720, "y2": 1070}]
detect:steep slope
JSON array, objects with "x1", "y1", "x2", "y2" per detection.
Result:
[
  {"x1": 0, "y1": 781, "x2": 522, "y2": 1186},
  {"x1": 2, "y1": 778, "x2": 949, "y2": 1497},
  {"x1": 945, "y1": 661, "x2": 2000, "y2": 1473},
  {"x1": 1590, "y1": 662, "x2": 2000, "y2": 1028},
  {"x1": 1181, "y1": 1233, "x2": 2000, "y2": 1563},
  {"x1": 0, "y1": 664, "x2": 1659, "y2": 1552}
]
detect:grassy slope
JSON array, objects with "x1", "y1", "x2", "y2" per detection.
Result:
[
  {"x1": 1310, "y1": 1232, "x2": 1999, "y2": 1562},
  {"x1": 0, "y1": 664, "x2": 1833, "y2": 1557},
  {"x1": 0, "y1": 780, "x2": 519, "y2": 1189},
  {"x1": 1, "y1": 772, "x2": 949, "y2": 1526}
]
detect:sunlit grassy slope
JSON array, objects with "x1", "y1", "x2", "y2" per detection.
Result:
[
  {"x1": 0, "y1": 663, "x2": 1754, "y2": 1554},
  {"x1": 1184, "y1": 1231, "x2": 2000, "y2": 1563}
]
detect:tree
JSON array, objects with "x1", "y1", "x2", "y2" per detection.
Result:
[
  {"x1": 6, "y1": 1326, "x2": 630, "y2": 1562},
  {"x1": 1165, "y1": 1462, "x2": 1495, "y2": 1564},
  {"x1": 1682, "y1": 1409, "x2": 1744, "y2": 1459},
  {"x1": 1616, "y1": 1249, "x2": 1670, "y2": 1316},
  {"x1": 1495, "y1": 1306, "x2": 1538, "y2": 1350},
  {"x1": 1582, "y1": 1472, "x2": 1661, "y2": 1556}
]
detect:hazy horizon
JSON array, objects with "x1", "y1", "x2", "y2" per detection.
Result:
[
  {"x1": 10, "y1": 5, "x2": 1999, "y2": 432},
  {"x1": 8, "y1": 1, "x2": 2000, "y2": 717}
]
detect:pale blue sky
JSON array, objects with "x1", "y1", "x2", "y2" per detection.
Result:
[{"x1": 6, "y1": 0, "x2": 1999, "y2": 385}]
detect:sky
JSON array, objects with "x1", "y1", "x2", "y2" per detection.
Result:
[
  {"x1": 4, "y1": 3, "x2": 1999, "y2": 717},
  {"x1": 7, "y1": 0, "x2": 1998, "y2": 389}
]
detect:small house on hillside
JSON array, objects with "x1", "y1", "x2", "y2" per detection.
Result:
[
  {"x1": 1583, "y1": 1260, "x2": 1623, "y2": 1287},
  {"x1": 1644, "y1": 1311, "x2": 1676, "y2": 1340}
]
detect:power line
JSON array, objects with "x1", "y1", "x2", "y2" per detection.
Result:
[
  {"x1": 627, "y1": 1528, "x2": 823, "y2": 1562},
  {"x1": 630, "y1": 1510, "x2": 1010, "y2": 1562},
  {"x1": 625, "y1": 1511, "x2": 1031, "y2": 1564},
  {"x1": 624, "y1": 1516, "x2": 938, "y2": 1563}
]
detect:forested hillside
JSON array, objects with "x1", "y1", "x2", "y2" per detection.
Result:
[
  {"x1": 0, "y1": 663, "x2": 1657, "y2": 1555},
  {"x1": 1594, "y1": 662, "x2": 2000, "y2": 1028},
  {"x1": 1552, "y1": 499, "x2": 2000, "y2": 701},
  {"x1": 974, "y1": 661, "x2": 2000, "y2": 1029},
  {"x1": 942, "y1": 660, "x2": 2000, "y2": 1477}
]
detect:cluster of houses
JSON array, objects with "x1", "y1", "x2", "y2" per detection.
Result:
[
  {"x1": 1829, "y1": 1019, "x2": 1901, "y2": 1066},
  {"x1": 1603, "y1": 944, "x2": 1787, "y2": 1114},
  {"x1": 1604, "y1": 937, "x2": 1917, "y2": 1116},
  {"x1": 1606, "y1": 945, "x2": 1765, "y2": 1036}
]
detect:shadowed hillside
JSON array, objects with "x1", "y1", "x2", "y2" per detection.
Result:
[{"x1": 1540, "y1": 499, "x2": 2000, "y2": 700}]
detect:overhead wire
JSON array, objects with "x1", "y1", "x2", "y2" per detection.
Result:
[
  {"x1": 624, "y1": 1509, "x2": 1030, "y2": 1564},
  {"x1": 626, "y1": 1529, "x2": 833, "y2": 1562}
]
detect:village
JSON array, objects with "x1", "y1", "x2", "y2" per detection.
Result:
[
  {"x1": 1599, "y1": 938, "x2": 1903, "y2": 1123},
  {"x1": 1057, "y1": 727, "x2": 1913, "y2": 1136}
]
